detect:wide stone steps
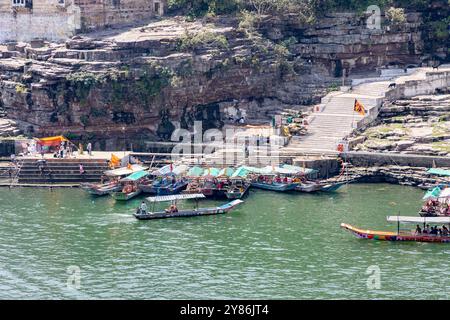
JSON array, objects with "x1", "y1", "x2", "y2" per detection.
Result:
[{"x1": 17, "y1": 158, "x2": 109, "y2": 184}]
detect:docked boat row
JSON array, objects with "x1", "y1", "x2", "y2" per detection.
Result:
[{"x1": 81, "y1": 163, "x2": 349, "y2": 201}]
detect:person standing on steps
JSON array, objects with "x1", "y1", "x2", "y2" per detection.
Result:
[
  {"x1": 79, "y1": 164, "x2": 86, "y2": 179},
  {"x1": 87, "y1": 142, "x2": 92, "y2": 157}
]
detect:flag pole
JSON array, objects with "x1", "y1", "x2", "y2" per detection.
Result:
[{"x1": 352, "y1": 99, "x2": 356, "y2": 130}]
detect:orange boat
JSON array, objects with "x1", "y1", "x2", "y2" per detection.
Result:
[{"x1": 341, "y1": 216, "x2": 450, "y2": 243}]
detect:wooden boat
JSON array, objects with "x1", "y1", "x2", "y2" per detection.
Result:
[
  {"x1": 156, "y1": 180, "x2": 188, "y2": 195},
  {"x1": 138, "y1": 180, "x2": 156, "y2": 194},
  {"x1": 133, "y1": 193, "x2": 244, "y2": 220},
  {"x1": 251, "y1": 181, "x2": 298, "y2": 192},
  {"x1": 226, "y1": 182, "x2": 250, "y2": 199},
  {"x1": 320, "y1": 181, "x2": 347, "y2": 192},
  {"x1": 81, "y1": 182, "x2": 122, "y2": 196},
  {"x1": 296, "y1": 180, "x2": 347, "y2": 193},
  {"x1": 111, "y1": 189, "x2": 142, "y2": 201},
  {"x1": 296, "y1": 181, "x2": 322, "y2": 193},
  {"x1": 111, "y1": 170, "x2": 149, "y2": 201},
  {"x1": 341, "y1": 216, "x2": 450, "y2": 243}
]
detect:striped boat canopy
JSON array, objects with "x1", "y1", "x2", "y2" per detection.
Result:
[
  {"x1": 146, "y1": 193, "x2": 206, "y2": 203},
  {"x1": 387, "y1": 216, "x2": 450, "y2": 224}
]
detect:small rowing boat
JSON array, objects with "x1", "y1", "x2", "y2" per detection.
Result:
[
  {"x1": 133, "y1": 193, "x2": 244, "y2": 220},
  {"x1": 81, "y1": 182, "x2": 122, "y2": 196},
  {"x1": 226, "y1": 179, "x2": 250, "y2": 199},
  {"x1": 341, "y1": 216, "x2": 450, "y2": 243}
]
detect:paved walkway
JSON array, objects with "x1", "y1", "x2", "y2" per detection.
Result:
[{"x1": 283, "y1": 66, "x2": 450, "y2": 155}]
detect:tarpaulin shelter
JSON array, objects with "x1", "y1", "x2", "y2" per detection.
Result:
[
  {"x1": 187, "y1": 166, "x2": 204, "y2": 177},
  {"x1": 35, "y1": 136, "x2": 68, "y2": 147},
  {"x1": 218, "y1": 168, "x2": 235, "y2": 177},
  {"x1": 120, "y1": 170, "x2": 149, "y2": 182},
  {"x1": 104, "y1": 164, "x2": 148, "y2": 177},
  {"x1": 203, "y1": 168, "x2": 221, "y2": 177},
  {"x1": 423, "y1": 186, "x2": 442, "y2": 200},
  {"x1": 231, "y1": 166, "x2": 251, "y2": 178}
]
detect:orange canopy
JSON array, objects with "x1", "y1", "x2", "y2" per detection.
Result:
[{"x1": 36, "y1": 136, "x2": 68, "y2": 147}]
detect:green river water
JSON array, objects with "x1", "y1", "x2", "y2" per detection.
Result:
[{"x1": 0, "y1": 183, "x2": 449, "y2": 299}]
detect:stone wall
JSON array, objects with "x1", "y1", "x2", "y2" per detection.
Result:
[
  {"x1": 0, "y1": 0, "x2": 165, "y2": 42},
  {"x1": 74, "y1": 0, "x2": 165, "y2": 32},
  {"x1": 344, "y1": 151, "x2": 450, "y2": 168}
]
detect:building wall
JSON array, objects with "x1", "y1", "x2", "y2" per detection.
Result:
[
  {"x1": 0, "y1": 0, "x2": 165, "y2": 43},
  {"x1": 75, "y1": 0, "x2": 165, "y2": 31}
]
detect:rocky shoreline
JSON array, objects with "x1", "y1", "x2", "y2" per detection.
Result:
[{"x1": 351, "y1": 92, "x2": 450, "y2": 156}]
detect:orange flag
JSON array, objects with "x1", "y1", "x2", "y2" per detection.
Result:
[
  {"x1": 110, "y1": 154, "x2": 120, "y2": 168},
  {"x1": 354, "y1": 99, "x2": 366, "y2": 116}
]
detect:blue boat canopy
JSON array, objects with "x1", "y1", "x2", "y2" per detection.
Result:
[
  {"x1": 121, "y1": 170, "x2": 149, "y2": 182},
  {"x1": 203, "y1": 168, "x2": 221, "y2": 177},
  {"x1": 187, "y1": 166, "x2": 204, "y2": 177}
]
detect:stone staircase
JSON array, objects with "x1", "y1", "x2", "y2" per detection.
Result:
[
  {"x1": 0, "y1": 119, "x2": 21, "y2": 137},
  {"x1": 283, "y1": 66, "x2": 450, "y2": 155},
  {"x1": 17, "y1": 158, "x2": 109, "y2": 185}
]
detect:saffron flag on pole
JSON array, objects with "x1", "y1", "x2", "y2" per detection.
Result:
[
  {"x1": 354, "y1": 99, "x2": 366, "y2": 116},
  {"x1": 110, "y1": 154, "x2": 120, "y2": 168}
]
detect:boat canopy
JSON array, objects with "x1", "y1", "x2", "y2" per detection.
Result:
[
  {"x1": 121, "y1": 170, "x2": 149, "y2": 182},
  {"x1": 104, "y1": 164, "x2": 148, "y2": 177},
  {"x1": 387, "y1": 216, "x2": 450, "y2": 224},
  {"x1": 153, "y1": 164, "x2": 189, "y2": 176},
  {"x1": 203, "y1": 168, "x2": 221, "y2": 177},
  {"x1": 187, "y1": 166, "x2": 204, "y2": 177},
  {"x1": 427, "y1": 168, "x2": 450, "y2": 177},
  {"x1": 146, "y1": 193, "x2": 206, "y2": 203},
  {"x1": 231, "y1": 166, "x2": 251, "y2": 178},
  {"x1": 281, "y1": 164, "x2": 318, "y2": 175},
  {"x1": 219, "y1": 167, "x2": 235, "y2": 177},
  {"x1": 423, "y1": 186, "x2": 442, "y2": 200}
]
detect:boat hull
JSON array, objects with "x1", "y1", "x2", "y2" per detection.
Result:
[
  {"x1": 81, "y1": 183, "x2": 121, "y2": 196},
  {"x1": 134, "y1": 200, "x2": 244, "y2": 220},
  {"x1": 226, "y1": 185, "x2": 250, "y2": 199},
  {"x1": 111, "y1": 189, "x2": 142, "y2": 201},
  {"x1": 139, "y1": 184, "x2": 156, "y2": 194},
  {"x1": 320, "y1": 181, "x2": 346, "y2": 192},
  {"x1": 341, "y1": 223, "x2": 450, "y2": 243},
  {"x1": 251, "y1": 182, "x2": 298, "y2": 192},
  {"x1": 156, "y1": 182, "x2": 188, "y2": 195}
]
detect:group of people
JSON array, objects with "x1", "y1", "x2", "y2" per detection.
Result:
[
  {"x1": 53, "y1": 142, "x2": 92, "y2": 159},
  {"x1": 420, "y1": 199, "x2": 450, "y2": 217},
  {"x1": 415, "y1": 224, "x2": 449, "y2": 236},
  {"x1": 137, "y1": 201, "x2": 178, "y2": 215}
]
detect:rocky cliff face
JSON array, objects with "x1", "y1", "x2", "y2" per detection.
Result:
[{"x1": 0, "y1": 12, "x2": 428, "y2": 151}]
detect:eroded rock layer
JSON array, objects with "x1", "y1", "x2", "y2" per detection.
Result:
[{"x1": 0, "y1": 13, "x2": 428, "y2": 150}]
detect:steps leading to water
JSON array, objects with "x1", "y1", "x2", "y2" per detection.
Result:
[
  {"x1": 285, "y1": 66, "x2": 450, "y2": 155},
  {"x1": 17, "y1": 158, "x2": 109, "y2": 184}
]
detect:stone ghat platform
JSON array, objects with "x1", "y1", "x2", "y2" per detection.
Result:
[{"x1": 13, "y1": 158, "x2": 110, "y2": 185}]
